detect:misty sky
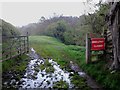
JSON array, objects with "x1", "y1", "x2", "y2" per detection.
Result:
[{"x1": 1, "y1": 1, "x2": 100, "y2": 27}]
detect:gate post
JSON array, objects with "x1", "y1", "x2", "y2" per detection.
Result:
[
  {"x1": 27, "y1": 32, "x2": 29, "y2": 53},
  {"x1": 86, "y1": 33, "x2": 91, "y2": 64}
]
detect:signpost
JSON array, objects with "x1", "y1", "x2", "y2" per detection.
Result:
[
  {"x1": 86, "y1": 34, "x2": 105, "y2": 64},
  {"x1": 91, "y1": 38, "x2": 105, "y2": 51}
]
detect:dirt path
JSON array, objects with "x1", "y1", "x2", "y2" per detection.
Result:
[
  {"x1": 2, "y1": 47, "x2": 103, "y2": 89},
  {"x1": 69, "y1": 61, "x2": 103, "y2": 89}
]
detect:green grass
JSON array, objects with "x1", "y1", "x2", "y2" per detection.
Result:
[
  {"x1": 53, "y1": 80, "x2": 69, "y2": 88},
  {"x1": 2, "y1": 54, "x2": 29, "y2": 84},
  {"x1": 29, "y1": 36, "x2": 120, "y2": 89},
  {"x1": 71, "y1": 73, "x2": 90, "y2": 89},
  {"x1": 39, "y1": 59, "x2": 54, "y2": 73},
  {"x1": 29, "y1": 36, "x2": 85, "y2": 68},
  {"x1": 2, "y1": 54, "x2": 29, "y2": 72}
]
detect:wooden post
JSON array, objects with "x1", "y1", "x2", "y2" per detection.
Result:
[
  {"x1": 24, "y1": 36, "x2": 26, "y2": 53},
  {"x1": 27, "y1": 32, "x2": 29, "y2": 53},
  {"x1": 19, "y1": 37, "x2": 22, "y2": 56},
  {"x1": 9, "y1": 38, "x2": 12, "y2": 59},
  {"x1": 10, "y1": 47, "x2": 12, "y2": 59},
  {"x1": 86, "y1": 33, "x2": 91, "y2": 64}
]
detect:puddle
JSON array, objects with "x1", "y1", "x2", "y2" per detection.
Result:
[
  {"x1": 19, "y1": 48, "x2": 74, "y2": 88},
  {"x1": 69, "y1": 61, "x2": 86, "y2": 78}
]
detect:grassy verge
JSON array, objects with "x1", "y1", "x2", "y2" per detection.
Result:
[
  {"x1": 29, "y1": 36, "x2": 120, "y2": 89},
  {"x1": 2, "y1": 54, "x2": 29, "y2": 88},
  {"x1": 2, "y1": 54, "x2": 29, "y2": 73}
]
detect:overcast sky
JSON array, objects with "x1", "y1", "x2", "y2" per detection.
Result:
[{"x1": 1, "y1": 1, "x2": 100, "y2": 27}]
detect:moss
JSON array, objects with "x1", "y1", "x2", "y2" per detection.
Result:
[
  {"x1": 57, "y1": 59, "x2": 68, "y2": 69},
  {"x1": 71, "y1": 73, "x2": 91, "y2": 89},
  {"x1": 46, "y1": 66, "x2": 54, "y2": 73},
  {"x1": 39, "y1": 59, "x2": 54, "y2": 73},
  {"x1": 39, "y1": 64, "x2": 45, "y2": 71},
  {"x1": 44, "y1": 59, "x2": 51, "y2": 67},
  {"x1": 53, "y1": 80, "x2": 69, "y2": 88},
  {"x1": 34, "y1": 67, "x2": 39, "y2": 72}
]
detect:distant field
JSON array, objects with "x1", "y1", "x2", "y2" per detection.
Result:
[
  {"x1": 29, "y1": 36, "x2": 86, "y2": 67},
  {"x1": 29, "y1": 35, "x2": 103, "y2": 67}
]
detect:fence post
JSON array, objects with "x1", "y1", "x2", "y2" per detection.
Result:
[
  {"x1": 27, "y1": 32, "x2": 29, "y2": 53},
  {"x1": 23, "y1": 36, "x2": 26, "y2": 53},
  {"x1": 9, "y1": 38, "x2": 12, "y2": 59},
  {"x1": 86, "y1": 33, "x2": 91, "y2": 64},
  {"x1": 10, "y1": 46, "x2": 12, "y2": 59},
  {"x1": 19, "y1": 37, "x2": 22, "y2": 56}
]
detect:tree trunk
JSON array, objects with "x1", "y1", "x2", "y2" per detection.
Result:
[{"x1": 110, "y1": 5, "x2": 120, "y2": 70}]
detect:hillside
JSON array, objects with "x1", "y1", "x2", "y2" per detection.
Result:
[
  {"x1": 19, "y1": 16, "x2": 81, "y2": 35},
  {"x1": 19, "y1": 3, "x2": 109, "y2": 46},
  {"x1": 1, "y1": 19, "x2": 20, "y2": 37},
  {"x1": 19, "y1": 15, "x2": 93, "y2": 46}
]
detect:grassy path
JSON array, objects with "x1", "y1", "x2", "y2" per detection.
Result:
[
  {"x1": 29, "y1": 36, "x2": 91, "y2": 89},
  {"x1": 29, "y1": 36, "x2": 120, "y2": 89},
  {"x1": 29, "y1": 36, "x2": 86, "y2": 69}
]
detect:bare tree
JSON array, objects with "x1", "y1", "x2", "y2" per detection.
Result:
[{"x1": 106, "y1": 2, "x2": 120, "y2": 70}]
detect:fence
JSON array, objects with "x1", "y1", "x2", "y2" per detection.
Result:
[{"x1": 2, "y1": 35, "x2": 29, "y2": 61}]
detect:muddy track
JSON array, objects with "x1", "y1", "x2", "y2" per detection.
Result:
[
  {"x1": 69, "y1": 61, "x2": 103, "y2": 89},
  {"x1": 2, "y1": 47, "x2": 103, "y2": 89},
  {"x1": 3, "y1": 48, "x2": 74, "y2": 89},
  {"x1": 19, "y1": 48, "x2": 74, "y2": 88}
]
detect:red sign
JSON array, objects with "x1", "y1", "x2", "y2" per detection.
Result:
[{"x1": 91, "y1": 38, "x2": 105, "y2": 51}]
